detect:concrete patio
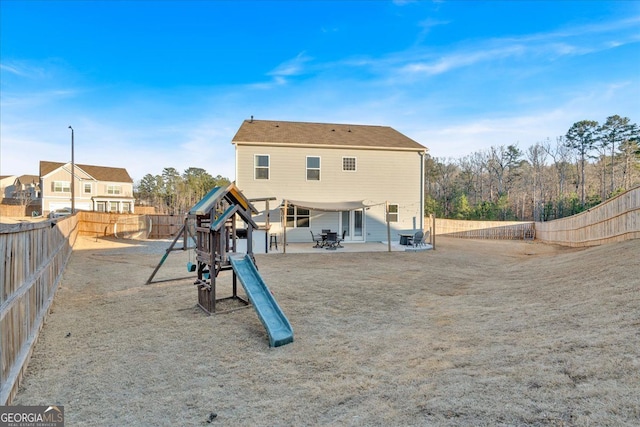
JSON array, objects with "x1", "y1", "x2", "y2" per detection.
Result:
[{"x1": 264, "y1": 240, "x2": 433, "y2": 254}]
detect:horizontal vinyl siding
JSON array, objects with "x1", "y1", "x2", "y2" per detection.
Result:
[
  {"x1": 45, "y1": 170, "x2": 71, "y2": 189},
  {"x1": 237, "y1": 145, "x2": 421, "y2": 201},
  {"x1": 235, "y1": 144, "x2": 423, "y2": 242}
]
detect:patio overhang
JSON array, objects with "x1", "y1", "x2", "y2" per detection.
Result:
[
  {"x1": 282, "y1": 199, "x2": 374, "y2": 212},
  {"x1": 279, "y1": 199, "x2": 391, "y2": 253}
]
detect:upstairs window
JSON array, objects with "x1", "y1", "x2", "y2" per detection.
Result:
[
  {"x1": 84, "y1": 183, "x2": 92, "y2": 194},
  {"x1": 107, "y1": 185, "x2": 122, "y2": 195},
  {"x1": 387, "y1": 204, "x2": 399, "y2": 222},
  {"x1": 306, "y1": 156, "x2": 320, "y2": 181},
  {"x1": 255, "y1": 155, "x2": 269, "y2": 180},
  {"x1": 342, "y1": 157, "x2": 356, "y2": 171},
  {"x1": 53, "y1": 181, "x2": 70, "y2": 193}
]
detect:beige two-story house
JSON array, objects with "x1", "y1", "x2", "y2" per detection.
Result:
[
  {"x1": 40, "y1": 161, "x2": 135, "y2": 215},
  {"x1": 232, "y1": 119, "x2": 427, "y2": 243}
]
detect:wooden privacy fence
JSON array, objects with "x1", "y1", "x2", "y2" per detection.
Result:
[
  {"x1": 76, "y1": 212, "x2": 183, "y2": 239},
  {"x1": 434, "y1": 186, "x2": 639, "y2": 245},
  {"x1": 535, "y1": 186, "x2": 640, "y2": 247},
  {"x1": 0, "y1": 215, "x2": 78, "y2": 405},
  {"x1": 436, "y1": 218, "x2": 535, "y2": 240},
  {"x1": 77, "y1": 211, "x2": 146, "y2": 237},
  {"x1": 147, "y1": 215, "x2": 184, "y2": 239},
  {"x1": 0, "y1": 204, "x2": 40, "y2": 218}
]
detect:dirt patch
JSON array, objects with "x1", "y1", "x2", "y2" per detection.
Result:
[{"x1": 14, "y1": 236, "x2": 640, "y2": 426}]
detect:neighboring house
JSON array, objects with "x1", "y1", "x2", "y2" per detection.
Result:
[
  {"x1": 232, "y1": 119, "x2": 428, "y2": 243},
  {"x1": 13, "y1": 175, "x2": 40, "y2": 203},
  {"x1": 40, "y1": 161, "x2": 135, "y2": 214},
  {"x1": 1, "y1": 175, "x2": 40, "y2": 204},
  {"x1": 0, "y1": 175, "x2": 17, "y2": 199}
]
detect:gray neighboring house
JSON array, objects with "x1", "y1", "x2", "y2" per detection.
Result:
[
  {"x1": 232, "y1": 119, "x2": 428, "y2": 243},
  {"x1": 1, "y1": 175, "x2": 40, "y2": 204},
  {"x1": 1, "y1": 175, "x2": 18, "y2": 199},
  {"x1": 40, "y1": 161, "x2": 135, "y2": 215}
]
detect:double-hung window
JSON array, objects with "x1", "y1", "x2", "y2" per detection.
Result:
[
  {"x1": 387, "y1": 204, "x2": 399, "y2": 222},
  {"x1": 306, "y1": 156, "x2": 320, "y2": 181},
  {"x1": 255, "y1": 155, "x2": 269, "y2": 180},
  {"x1": 286, "y1": 206, "x2": 310, "y2": 228},
  {"x1": 53, "y1": 181, "x2": 70, "y2": 193},
  {"x1": 107, "y1": 185, "x2": 122, "y2": 195}
]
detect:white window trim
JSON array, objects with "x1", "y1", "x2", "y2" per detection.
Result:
[
  {"x1": 83, "y1": 182, "x2": 92, "y2": 194},
  {"x1": 306, "y1": 156, "x2": 321, "y2": 181},
  {"x1": 254, "y1": 154, "x2": 270, "y2": 180},
  {"x1": 342, "y1": 156, "x2": 357, "y2": 172}
]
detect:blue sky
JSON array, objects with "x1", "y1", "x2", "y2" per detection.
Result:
[{"x1": 2, "y1": 1, "x2": 639, "y2": 182}]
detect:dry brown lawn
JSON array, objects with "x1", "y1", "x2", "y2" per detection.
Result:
[{"x1": 13, "y1": 236, "x2": 640, "y2": 426}]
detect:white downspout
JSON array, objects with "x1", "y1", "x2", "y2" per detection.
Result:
[{"x1": 419, "y1": 151, "x2": 425, "y2": 231}]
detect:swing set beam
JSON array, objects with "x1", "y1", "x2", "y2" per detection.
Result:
[{"x1": 145, "y1": 218, "x2": 196, "y2": 285}]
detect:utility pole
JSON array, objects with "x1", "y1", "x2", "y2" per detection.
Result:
[{"x1": 69, "y1": 126, "x2": 75, "y2": 213}]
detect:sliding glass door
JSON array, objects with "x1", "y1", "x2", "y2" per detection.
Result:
[{"x1": 340, "y1": 209, "x2": 365, "y2": 242}]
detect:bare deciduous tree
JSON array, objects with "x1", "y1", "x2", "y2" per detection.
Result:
[{"x1": 565, "y1": 120, "x2": 599, "y2": 207}]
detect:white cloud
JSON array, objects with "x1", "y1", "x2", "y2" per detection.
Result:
[
  {"x1": 0, "y1": 61, "x2": 46, "y2": 79},
  {"x1": 401, "y1": 44, "x2": 525, "y2": 76},
  {"x1": 268, "y1": 52, "x2": 313, "y2": 77},
  {"x1": 389, "y1": 15, "x2": 640, "y2": 79},
  {"x1": 0, "y1": 63, "x2": 27, "y2": 77}
]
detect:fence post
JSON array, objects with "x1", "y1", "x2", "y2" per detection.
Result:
[{"x1": 431, "y1": 214, "x2": 436, "y2": 250}]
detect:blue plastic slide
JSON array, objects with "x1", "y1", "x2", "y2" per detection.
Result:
[{"x1": 229, "y1": 255, "x2": 294, "y2": 347}]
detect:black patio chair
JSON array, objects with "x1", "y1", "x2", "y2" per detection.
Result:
[
  {"x1": 421, "y1": 231, "x2": 431, "y2": 246},
  {"x1": 336, "y1": 230, "x2": 346, "y2": 248},
  {"x1": 325, "y1": 232, "x2": 338, "y2": 250},
  {"x1": 310, "y1": 230, "x2": 323, "y2": 248},
  {"x1": 408, "y1": 231, "x2": 424, "y2": 247}
]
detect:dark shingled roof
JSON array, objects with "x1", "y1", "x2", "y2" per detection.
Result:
[
  {"x1": 40, "y1": 161, "x2": 133, "y2": 183},
  {"x1": 232, "y1": 120, "x2": 427, "y2": 151},
  {"x1": 16, "y1": 175, "x2": 39, "y2": 184}
]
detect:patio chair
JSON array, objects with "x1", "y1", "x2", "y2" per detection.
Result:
[
  {"x1": 408, "y1": 231, "x2": 424, "y2": 247},
  {"x1": 421, "y1": 231, "x2": 431, "y2": 246},
  {"x1": 310, "y1": 230, "x2": 323, "y2": 248},
  {"x1": 324, "y1": 232, "x2": 338, "y2": 250},
  {"x1": 336, "y1": 230, "x2": 346, "y2": 248}
]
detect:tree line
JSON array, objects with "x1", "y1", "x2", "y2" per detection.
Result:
[
  {"x1": 135, "y1": 167, "x2": 231, "y2": 215},
  {"x1": 425, "y1": 115, "x2": 640, "y2": 221}
]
